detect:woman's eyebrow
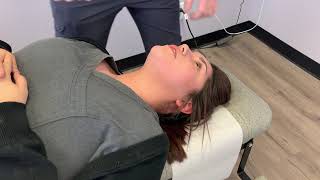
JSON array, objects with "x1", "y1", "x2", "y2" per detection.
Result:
[
  {"x1": 194, "y1": 50, "x2": 208, "y2": 73},
  {"x1": 196, "y1": 50, "x2": 207, "y2": 58},
  {"x1": 199, "y1": 57, "x2": 208, "y2": 73}
]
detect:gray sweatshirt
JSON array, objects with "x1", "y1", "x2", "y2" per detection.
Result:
[{"x1": 14, "y1": 38, "x2": 163, "y2": 180}]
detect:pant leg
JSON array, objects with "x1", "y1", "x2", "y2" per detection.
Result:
[
  {"x1": 127, "y1": 0, "x2": 181, "y2": 52},
  {"x1": 50, "y1": 0, "x2": 124, "y2": 49}
]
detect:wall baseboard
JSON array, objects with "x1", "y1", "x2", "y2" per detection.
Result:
[
  {"x1": 115, "y1": 21, "x2": 250, "y2": 71},
  {"x1": 115, "y1": 21, "x2": 319, "y2": 80},
  {"x1": 245, "y1": 21, "x2": 319, "y2": 80}
]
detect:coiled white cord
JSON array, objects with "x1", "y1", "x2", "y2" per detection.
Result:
[{"x1": 214, "y1": 0, "x2": 265, "y2": 35}]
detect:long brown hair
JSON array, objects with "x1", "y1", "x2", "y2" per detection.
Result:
[{"x1": 159, "y1": 63, "x2": 231, "y2": 164}]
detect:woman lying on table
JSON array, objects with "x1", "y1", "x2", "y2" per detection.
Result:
[{"x1": 0, "y1": 38, "x2": 231, "y2": 180}]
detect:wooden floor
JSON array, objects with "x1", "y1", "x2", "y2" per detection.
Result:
[{"x1": 199, "y1": 34, "x2": 320, "y2": 180}]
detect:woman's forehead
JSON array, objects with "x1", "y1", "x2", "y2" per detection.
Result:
[{"x1": 193, "y1": 50, "x2": 208, "y2": 60}]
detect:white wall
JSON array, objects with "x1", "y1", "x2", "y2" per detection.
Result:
[
  {"x1": 2, "y1": 0, "x2": 319, "y2": 63},
  {"x1": 0, "y1": 0, "x2": 248, "y2": 60},
  {"x1": 247, "y1": 0, "x2": 320, "y2": 64},
  {"x1": 108, "y1": 0, "x2": 250, "y2": 59},
  {"x1": 0, "y1": 0, "x2": 54, "y2": 52}
]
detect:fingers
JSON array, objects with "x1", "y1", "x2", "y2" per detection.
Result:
[
  {"x1": 3, "y1": 53, "x2": 13, "y2": 81},
  {"x1": 0, "y1": 65, "x2": 4, "y2": 78},
  {"x1": 0, "y1": 51, "x2": 5, "y2": 78},
  {"x1": 190, "y1": 0, "x2": 207, "y2": 19},
  {"x1": 184, "y1": 0, "x2": 194, "y2": 13},
  {"x1": 11, "y1": 55, "x2": 19, "y2": 74},
  {"x1": 0, "y1": 50, "x2": 19, "y2": 81},
  {"x1": 13, "y1": 71, "x2": 28, "y2": 91},
  {"x1": 189, "y1": 0, "x2": 217, "y2": 20}
]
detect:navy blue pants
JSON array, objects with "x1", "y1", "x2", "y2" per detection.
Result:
[{"x1": 50, "y1": 0, "x2": 181, "y2": 52}]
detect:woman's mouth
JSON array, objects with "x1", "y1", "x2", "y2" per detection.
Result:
[{"x1": 168, "y1": 45, "x2": 177, "y2": 58}]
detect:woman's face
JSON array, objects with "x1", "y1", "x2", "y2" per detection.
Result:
[{"x1": 145, "y1": 44, "x2": 213, "y2": 98}]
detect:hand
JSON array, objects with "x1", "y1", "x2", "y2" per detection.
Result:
[
  {"x1": 0, "y1": 49, "x2": 28, "y2": 104},
  {"x1": 184, "y1": 0, "x2": 217, "y2": 20},
  {"x1": 0, "y1": 49, "x2": 10, "y2": 78}
]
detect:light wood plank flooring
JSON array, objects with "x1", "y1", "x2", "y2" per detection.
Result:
[{"x1": 199, "y1": 34, "x2": 320, "y2": 180}]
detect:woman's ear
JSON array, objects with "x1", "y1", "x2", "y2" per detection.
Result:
[{"x1": 176, "y1": 99, "x2": 193, "y2": 114}]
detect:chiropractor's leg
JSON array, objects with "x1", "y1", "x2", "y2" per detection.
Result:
[
  {"x1": 127, "y1": 0, "x2": 181, "y2": 52},
  {"x1": 50, "y1": 0, "x2": 124, "y2": 49}
]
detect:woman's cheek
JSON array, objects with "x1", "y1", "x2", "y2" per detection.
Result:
[{"x1": 183, "y1": 71, "x2": 197, "y2": 86}]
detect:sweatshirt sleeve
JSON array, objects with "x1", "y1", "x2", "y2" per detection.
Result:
[
  {"x1": 0, "y1": 102, "x2": 58, "y2": 180},
  {"x1": 0, "y1": 102, "x2": 46, "y2": 154}
]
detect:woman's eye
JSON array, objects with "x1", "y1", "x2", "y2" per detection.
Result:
[{"x1": 195, "y1": 62, "x2": 201, "y2": 69}]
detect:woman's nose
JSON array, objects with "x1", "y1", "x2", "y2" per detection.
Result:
[{"x1": 180, "y1": 44, "x2": 190, "y2": 56}]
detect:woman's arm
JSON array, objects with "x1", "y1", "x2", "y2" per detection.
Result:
[
  {"x1": 0, "y1": 43, "x2": 58, "y2": 180},
  {"x1": 0, "y1": 103, "x2": 58, "y2": 180}
]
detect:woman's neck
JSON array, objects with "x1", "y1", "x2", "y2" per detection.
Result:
[
  {"x1": 95, "y1": 60, "x2": 118, "y2": 77},
  {"x1": 115, "y1": 70, "x2": 165, "y2": 110},
  {"x1": 95, "y1": 61, "x2": 174, "y2": 112}
]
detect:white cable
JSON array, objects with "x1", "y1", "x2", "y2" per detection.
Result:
[{"x1": 214, "y1": 0, "x2": 265, "y2": 35}]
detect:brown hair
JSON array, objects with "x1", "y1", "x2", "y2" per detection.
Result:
[{"x1": 159, "y1": 63, "x2": 231, "y2": 164}]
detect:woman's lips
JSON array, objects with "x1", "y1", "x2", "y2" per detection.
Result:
[{"x1": 168, "y1": 45, "x2": 177, "y2": 58}]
